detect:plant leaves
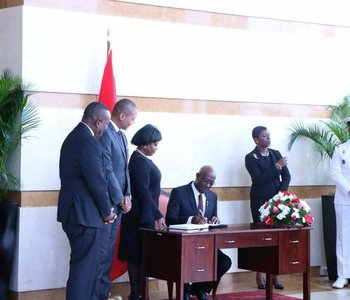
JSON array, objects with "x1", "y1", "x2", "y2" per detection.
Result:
[
  {"x1": 288, "y1": 96, "x2": 350, "y2": 160},
  {"x1": 0, "y1": 69, "x2": 40, "y2": 196}
]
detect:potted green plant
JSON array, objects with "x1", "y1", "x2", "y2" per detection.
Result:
[
  {"x1": 288, "y1": 95, "x2": 350, "y2": 281},
  {"x1": 0, "y1": 69, "x2": 40, "y2": 298},
  {"x1": 288, "y1": 95, "x2": 350, "y2": 160}
]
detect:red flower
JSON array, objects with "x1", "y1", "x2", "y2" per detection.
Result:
[
  {"x1": 265, "y1": 216, "x2": 274, "y2": 225},
  {"x1": 282, "y1": 191, "x2": 290, "y2": 195},
  {"x1": 264, "y1": 203, "x2": 269, "y2": 209},
  {"x1": 275, "y1": 200, "x2": 281, "y2": 205},
  {"x1": 292, "y1": 197, "x2": 300, "y2": 203},
  {"x1": 305, "y1": 214, "x2": 314, "y2": 224}
]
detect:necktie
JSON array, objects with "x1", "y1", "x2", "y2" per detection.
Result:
[
  {"x1": 198, "y1": 194, "x2": 204, "y2": 215},
  {"x1": 118, "y1": 130, "x2": 126, "y2": 150}
]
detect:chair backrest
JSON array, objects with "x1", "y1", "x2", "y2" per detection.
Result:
[{"x1": 159, "y1": 189, "x2": 170, "y2": 217}]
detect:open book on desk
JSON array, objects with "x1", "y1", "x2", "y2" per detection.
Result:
[{"x1": 168, "y1": 223, "x2": 209, "y2": 232}]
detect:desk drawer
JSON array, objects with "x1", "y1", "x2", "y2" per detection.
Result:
[
  {"x1": 216, "y1": 232, "x2": 278, "y2": 248},
  {"x1": 183, "y1": 235, "x2": 215, "y2": 282},
  {"x1": 279, "y1": 230, "x2": 307, "y2": 273}
]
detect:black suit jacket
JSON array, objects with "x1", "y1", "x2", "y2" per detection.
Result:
[
  {"x1": 165, "y1": 182, "x2": 217, "y2": 225},
  {"x1": 245, "y1": 147, "x2": 291, "y2": 199},
  {"x1": 99, "y1": 122, "x2": 130, "y2": 214},
  {"x1": 57, "y1": 122, "x2": 111, "y2": 228},
  {"x1": 165, "y1": 182, "x2": 231, "y2": 294},
  {"x1": 119, "y1": 151, "x2": 162, "y2": 262}
]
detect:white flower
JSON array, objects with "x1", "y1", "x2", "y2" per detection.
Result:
[
  {"x1": 272, "y1": 194, "x2": 280, "y2": 201},
  {"x1": 253, "y1": 153, "x2": 258, "y2": 159},
  {"x1": 301, "y1": 200, "x2": 311, "y2": 213},
  {"x1": 277, "y1": 211, "x2": 287, "y2": 220},
  {"x1": 278, "y1": 204, "x2": 291, "y2": 215},
  {"x1": 291, "y1": 211, "x2": 300, "y2": 219},
  {"x1": 259, "y1": 205, "x2": 270, "y2": 221}
]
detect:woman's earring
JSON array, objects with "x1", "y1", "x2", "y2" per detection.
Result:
[{"x1": 144, "y1": 146, "x2": 147, "y2": 149}]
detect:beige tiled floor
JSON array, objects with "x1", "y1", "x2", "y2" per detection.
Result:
[{"x1": 8, "y1": 270, "x2": 350, "y2": 300}]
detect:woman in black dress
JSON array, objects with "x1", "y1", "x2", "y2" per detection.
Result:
[
  {"x1": 245, "y1": 126, "x2": 291, "y2": 290},
  {"x1": 119, "y1": 124, "x2": 166, "y2": 300}
]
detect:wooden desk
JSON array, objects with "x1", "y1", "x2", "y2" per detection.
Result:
[{"x1": 141, "y1": 224, "x2": 311, "y2": 300}]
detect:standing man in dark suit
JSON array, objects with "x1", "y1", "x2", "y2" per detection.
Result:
[
  {"x1": 166, "y1": 166, "x2": 232, "y2": 300},
  {"x1": 57, "y1": 102, "x2": 116, "y2": 300},
  {"x1": 97, "y1": 98, "x2": 137, "y2": 300}
]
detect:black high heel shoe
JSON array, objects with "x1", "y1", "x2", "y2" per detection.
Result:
[{"x1": 274, "y1": 283, "x2": 284, "y2": 289}]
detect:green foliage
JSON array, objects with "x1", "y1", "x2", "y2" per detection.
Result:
[
  {"x1": 0, "y1": 69, "x2": 40, "y2": 198},
  {"x1": 288, "y1": 96, "x2": 350, "y2": 161}
]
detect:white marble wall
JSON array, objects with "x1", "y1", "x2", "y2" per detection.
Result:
[
  {"x1": 20, "y1": 108, "x2": 331, "y2": 191},
  {"x1": 0, "y1": 7, "x2": 22, "y2": 75},
  {"x1": 1, "y1": 6, "x2": 349, "y2": 104},
  {"x1": 10, "y1": 207, "x2": 70, "y2": 291}
]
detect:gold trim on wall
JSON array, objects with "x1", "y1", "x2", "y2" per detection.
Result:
[
  {"x1": 0, "y1": 0, "x2": 23, "y2": 9},
  {"x1": 11, "y1": 0, "x2": 344, "y2": 39},
  {"x1": 30, "y1": 92, "x2": 331, "y2": 118},
  {"x1": 17, "y1": 186, "x2": 335, "y2": 207},
  {"x1": 30, "y1": 92, "x2": 97, "y2": 109},
  {"x1": 20, "y1": 191, "x2": 59, "y2": 207}
]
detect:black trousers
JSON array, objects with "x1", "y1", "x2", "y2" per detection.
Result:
[
  {"x1": 95, "y1": 216, "x2": 121, "y2": 300},
  {"x1": 63, "y1": 223, "x2": 102, "y2": 300}
]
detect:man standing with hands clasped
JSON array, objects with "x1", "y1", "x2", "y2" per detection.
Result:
[
  {"x1": 97, "y1": 98, "x2": 137, "y2": 299},
  {"x1": 57, "y1": 102, "x2": 116, "y2": 300},
  {"x1": 166, "y1": 166, "x2": 232, "y2": 300}
]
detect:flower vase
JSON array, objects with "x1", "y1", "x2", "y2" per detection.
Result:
[{"x1": 272, "y1": 223, "x2": 304, "y2": 229}]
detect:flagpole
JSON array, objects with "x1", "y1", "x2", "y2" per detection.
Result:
[
  {"x1": 100, "y1": 27, "x2": 128, "y2": 286},
  {"x1": 107, "y1": 28, "x2": 111, "y2": 57},
  {"x1": 99, "y1": 28, "x2": 116, "y2": 112}
]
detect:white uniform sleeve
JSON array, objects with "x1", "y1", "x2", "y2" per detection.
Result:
[{"x1": 330, "y1": 145, "x2": 350, "y2": 196}]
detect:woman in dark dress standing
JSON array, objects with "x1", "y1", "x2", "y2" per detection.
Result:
[
  {"x1": 119, "y1": 124, "x2": 166, "y2": 300},
  {"x1": 245, "y1": 126, "x2": 291, "y2": 290}
]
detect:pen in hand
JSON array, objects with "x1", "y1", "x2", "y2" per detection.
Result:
[{"x1": 192, "y1": 209, "x2": 208, "y2": 224}]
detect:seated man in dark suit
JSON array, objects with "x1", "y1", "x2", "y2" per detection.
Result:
[{"x1": 166, "y1": 166, "x2": 232, "y2": 300}]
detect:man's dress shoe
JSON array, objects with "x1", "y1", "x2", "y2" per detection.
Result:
[
  {"x1": 184, "y1": 283, "x2": 191, "y2": 300},
  {"x1": 193, "y1": 290, "x2": 208, "y2": 300}
]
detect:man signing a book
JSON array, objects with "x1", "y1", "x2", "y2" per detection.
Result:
[{"x1": 165, "y1": 165, "x2": 232, "y2": 300}]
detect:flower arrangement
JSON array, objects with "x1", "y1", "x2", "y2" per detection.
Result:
[{"x1": 259, "y1": 191, "x2": 314, "y2": 227}]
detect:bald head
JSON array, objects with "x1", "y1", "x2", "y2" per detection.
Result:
[
  {"x1": 199, "y1": 166, "x2": 215, "y2": 177},
  {"x1": 194, "y1": 165, "x2": 216, "y2": 193},
  {"x1": 111, "y1": 98, "x2": 137, "y2": 130},
  {"x1": 81, "y1": 102, "x2": 111, "y2": 138},
  {"x1": 112, "y1": 98, "x2": 137, "y2": 117}
]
